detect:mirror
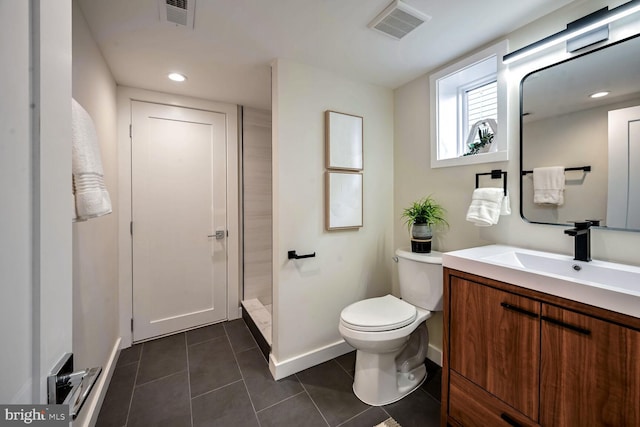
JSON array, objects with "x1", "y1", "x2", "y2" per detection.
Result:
[{"x1": 520, "y1": 34, "x2": 640, "y2": 231}]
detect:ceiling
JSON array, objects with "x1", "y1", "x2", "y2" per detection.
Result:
[{"x1": 78, "y1": 0, "x2": 576, "y2": 110}]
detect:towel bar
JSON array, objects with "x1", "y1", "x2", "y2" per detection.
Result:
[{"x1": 521, "y1": 165, "x2": 591, "y2": 176}]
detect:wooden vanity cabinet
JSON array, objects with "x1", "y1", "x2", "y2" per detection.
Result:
[
  {"x1": 540, "y1": 305, "x2": 640, "y2": 426},
  {"x1": 442, "y1": 268, "x2": 640, "y2": 427},
  {"x1": 449, "y1": 275, "x2": 540, "y2": 421}
]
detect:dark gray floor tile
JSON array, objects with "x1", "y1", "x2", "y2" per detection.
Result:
[
  {"x1": 236, "y1": 347, "x2": 303, "y2": 411},
  {"x1": 99, "y1": 324, "x2": 425, "y2": 427},
  {"x1": 192, "y1": 380, "x2": 259, "y2": 427},
  {"x1": 422, "y1": 367, "x2": 442, "y2": 402},
  {"x1": 95, "y1": 362, "x2": 137, "y2": 427},
  {"x1": 296, "y1": 360, "x2": 369, "y2": 426},
  {"x1": 384, "y1": 387, "x2": 441, "y2": 427},
  {"x1": 188, "y1": 335, "x2": 242, "y2": 397},
  {"x1": 116, "y1": 344, "x2": 142, "y2": 367},
  {"x1": 336, "y1": 407, "x2": 390, "y2": 427},
  {"x1": 334, "y1": 351, "x2": 356, "y2": 377},
  {"x1": 257, "y1": 393, "x2": 327, "y2": 427},
  {"x1": 424, "y1": 357, "x2": 440, "y2": 374},
  {"x1": 224, "y1": 319, "x2": 257, "y2": 354},
  {"x1": 186, "y1": 323, "x2": 226, "y2": 346},
  {"x1": 128, "y1": 371, "x2": 191, "y2": 427},
  {"x1": 136, "y1": 333, "x2": 187, "y2": 385}
]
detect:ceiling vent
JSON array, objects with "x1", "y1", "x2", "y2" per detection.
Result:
[
  {"x1": 368, "y1": 0, "x2": 431, "y2": 40},
  {"x1": 159, "y1": 0, "x2": 196, "y2": 28}
]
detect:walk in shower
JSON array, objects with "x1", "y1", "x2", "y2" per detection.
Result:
[{"x1": 240, "y1": 106, "x2": 272, "y2": 355}]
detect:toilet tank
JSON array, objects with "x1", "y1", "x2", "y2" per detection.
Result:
[{"x1": 396, "y1": 248, "x2": 443, "y2": 311}]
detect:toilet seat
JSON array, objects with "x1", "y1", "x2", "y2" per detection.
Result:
[{"x1": 340, "y1": 295, "x2": 417, "y2": 332}]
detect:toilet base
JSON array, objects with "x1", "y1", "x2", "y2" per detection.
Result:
[{"x1": 352, "y1": 353, "x2": 427, "y2": 406}]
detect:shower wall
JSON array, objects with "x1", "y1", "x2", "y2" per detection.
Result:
[{"x1": 242, "y1": 107, "x2": 273, "y2": 305}]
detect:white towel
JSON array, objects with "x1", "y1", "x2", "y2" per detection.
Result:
[
  {"x1": 466, "y1": 188, "x2": 504, "y2": 226},
  {"x1": 533, "y1": 166, "x2": 565, "y2": 205},
  {"x1": 72, "y1": 99, "x2": 112, "y2": 221},
  {"x1": 501, "y1": 191, "x2": 511, "y2": 216}
]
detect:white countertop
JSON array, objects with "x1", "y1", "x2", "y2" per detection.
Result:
[{"x1": 442, "y1": 244, "x2": 640, "y2": 319}]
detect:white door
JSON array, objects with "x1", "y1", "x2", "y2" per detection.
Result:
[
  {"x1": 608, "y1": 106, "x2": 640, "y2": 229},
  {"x1": 131, "y1": 101, "x2": 228, "y2": 341}
]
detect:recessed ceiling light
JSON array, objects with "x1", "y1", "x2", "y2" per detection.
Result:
[
  {"x1": 168, "y1": 72, "x2": 187, "y2": 82},
  {"x1": 590, "y1": 91, "x2": 609, "y2": 99}
]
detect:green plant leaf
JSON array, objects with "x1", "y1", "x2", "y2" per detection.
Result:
[{"x1": 400, "y1": 196, "x2": 449, "y2": 231}]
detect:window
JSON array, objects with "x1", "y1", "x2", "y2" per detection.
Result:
[
  {"x1": 465, "y1": 80, "x2": 497, "y2": 132},
  {"x1": 430, "y1": 41, "x2": 508, "y2": 168}
]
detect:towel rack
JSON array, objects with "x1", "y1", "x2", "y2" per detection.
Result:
[
  {"x1": 521, "y1": 165, "x2": 591, "y2": 176},
  {"x1": 476, "y1": 169, "x2": 507, "y2": 196}
]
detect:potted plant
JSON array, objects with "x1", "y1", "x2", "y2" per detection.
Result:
[{"x1": 401, "y1": 196, "x2": 448, "y2": 253}]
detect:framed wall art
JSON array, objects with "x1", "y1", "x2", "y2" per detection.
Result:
[
  {"x1": 325, "y1": 110, "x2": 363, "y2": 171},
  {"x1": 325, "y1": 171, "x2": 363, "y2": 230}
]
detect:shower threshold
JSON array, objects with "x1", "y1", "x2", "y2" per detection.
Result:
[{"x1": 241, "y1": 298, "x2": 271, "y2": 360}]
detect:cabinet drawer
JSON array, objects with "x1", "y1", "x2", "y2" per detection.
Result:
[{"x1": 449, "y1": 372, "x2": 539, "y2": 427}]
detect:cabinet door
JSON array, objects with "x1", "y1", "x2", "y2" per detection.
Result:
[
  {"x1": 541, "y1": 305, "x2": 640, "y2": 426},
  {"x1": 450, "y1": 277, "x2": 541, "y2": 420}
]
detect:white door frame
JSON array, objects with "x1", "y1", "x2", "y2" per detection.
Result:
[
  {"x1": 117, "y1": 87, "x2": 240, "y2": 347},
  {"x1": 1, "y1": 0, "x2": 73, "y2": 403}
]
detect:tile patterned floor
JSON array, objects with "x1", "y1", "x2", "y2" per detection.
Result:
[{"x1": 96, "y1": 319, "x2": 441, "y2": 427}]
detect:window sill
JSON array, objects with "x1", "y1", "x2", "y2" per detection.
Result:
[{"x1": 431, "y1": 150, "x2": 508, "y2": 169}]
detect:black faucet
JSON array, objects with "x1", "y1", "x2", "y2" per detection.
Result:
[{"x1": 564, "y1": 221, "x2": 592, "y2": 262}]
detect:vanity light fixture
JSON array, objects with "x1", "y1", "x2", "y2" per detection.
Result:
[
  {"x1": 503, "y1": 0, "x2": 640, "y2": 64},
  {"x1": 168, "y1": 72, "x2": 187, "y2": 82},
  {"x1": 589, "y1": 91, "x2": 610, "y2": 99}
]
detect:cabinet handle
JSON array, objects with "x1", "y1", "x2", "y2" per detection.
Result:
[
  {"x1": 541, "y1": 315, "x2": 591, "y2": 335},
  {"x1": 500, "y1": 413, "x2": 523, "y2": 427},
  {"x1": 500, "y1": 302, "x2": 539, "y2": 318}
]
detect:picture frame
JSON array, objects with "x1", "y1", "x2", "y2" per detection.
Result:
[
  {"x1": 325, "y1": 171, "x2": 363, "y2": 230},
  {"x1": 325, "y1": 110, "x2": 363, "y2": 171}
]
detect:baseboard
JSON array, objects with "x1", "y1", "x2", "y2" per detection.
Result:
[
  {"x1": 269, "y1": 339, "x2": 353, "y2": 380},
  {"x1": 427, "y1": 343, "x2": 442, "y2": 367},
  {"x1": 74, "y1": 337, "x2": 121, "y2": 427},
  {"x1": 268, "y1": 340, "x2": 442, "y2": 380}
]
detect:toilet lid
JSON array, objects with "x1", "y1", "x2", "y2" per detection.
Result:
[{"x1": 340, "y1": 295, "x2": 417, "y2": 332}]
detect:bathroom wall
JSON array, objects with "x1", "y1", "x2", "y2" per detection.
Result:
[
  {"x1": 393, "y1": 0, "x2": 640, "y2": 357},
  {"x1": 71, "y1": 2, "x2": 120, "y2": 424},
  {"x1": 271, "y1": 59, "x2": 394, "y2": 377}
]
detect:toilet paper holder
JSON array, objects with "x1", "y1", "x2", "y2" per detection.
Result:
[{"x1": 288, "y1": 250, "x2": 316, "y2": 260}]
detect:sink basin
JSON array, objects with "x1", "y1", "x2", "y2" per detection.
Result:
[
  {"x1": 443, "y1": 245, "x2": 640, "y2": 318},
  {"x1": 483, "y1": 250, "x2": 640, "y2": 294}
]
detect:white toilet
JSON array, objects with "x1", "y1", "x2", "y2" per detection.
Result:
[{"x1": 338, "y1": 248, "x2": 443, "y2": 406}]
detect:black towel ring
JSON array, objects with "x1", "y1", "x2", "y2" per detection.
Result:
[{"x1": 475, "y1": 169, "x2": 507, "y2": 196}]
